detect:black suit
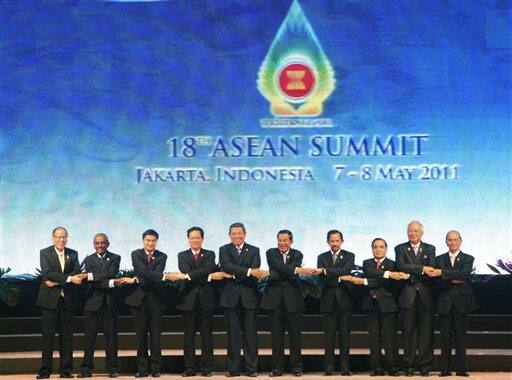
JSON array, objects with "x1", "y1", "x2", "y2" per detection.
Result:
[
  {"x1": 361, "y1": 258, "x2": 399, "y2": 373},
  {"x1": 125, "y1": 249, "x2": 167, "y2": 374},
  {"x1": 36, "y1": 246, "x2": 81, "y2": 376},
  {"x1": 219, "y1": 242, "x2": 260, "y2": 374},
  {"x1": 395, "y1": 241, "x2": 436, "y2": 372},
  {"x1": 175, "y1": 248, "x2": 217, "y2": 374},
  {"x1": 436, "y1": 251, "x2": 477, "y2": 374},
  {"x1": 317, "y1": 249, "x2": 355, "y2": 373},
  {"x1": 79, "y1": 251, "x2": 121, "y2": 374},
  {"x1": 261, "y1": 248, "x2": 305, "y2": 372}
]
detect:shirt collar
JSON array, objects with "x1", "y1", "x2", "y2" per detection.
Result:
[
  {"x1": 145, "y1": 250, "x2": 155, "y2": 256},
  {"x1": 96, "y1": 252, "x2": 106, "y2": 259},
  {"x1": 449, "y1": 250, "x2": 460, "y2": 257},
  {"x1": 280, "y1": 249, "x2": 290, "y2": 255},
  {"x1": 332, "y1": 249, "x2": 341, "y2": 255},
  {"x1": 54, "y1": 247, "x2": 64, "y2": 255}
]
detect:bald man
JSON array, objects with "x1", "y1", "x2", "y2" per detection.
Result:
[
  {"x1": 433, "y1": 231, "x2": 477, "y2": 377},
  {"x1": 394, "y1": 221, "x2": 436, "y2": 376}
]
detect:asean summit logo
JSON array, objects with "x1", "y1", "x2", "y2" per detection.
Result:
[{"x1": 258, "y1": 0, "x2": 335, "y2": 126}]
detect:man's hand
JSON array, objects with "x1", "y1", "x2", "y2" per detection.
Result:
[
  {"x1": 338, "y1": 275, "x2": 352, "y2": 282},
  {"x1": 426, "y1": 269, "x2": 442, "y2": 277},
  {"x1": 389, "y1": 272, "x2": 403, "y2": 281},
  {"x1": 44, "y1": 280, "x2": 59, "y2": 288},
  {"x1": 210, "y1": 272, "x2": 227, "y2": 281},
  {"x1": 451, "y1": 279, "x2": 465, "y2": 284},
  {"x1": 423, "y1": 266, "x2": 435, "y2": 275},
  {"x1": 165, "y1": 272, "x2": 188, "y2": 281},
  {"x1": 222, "y1": 271, "x2": 234, "y2": 279},
  {"x1": 70, "y1": 274, "x2": 84, "y2": 285},
  {"x1": 251, "y1": 268, "x2": 269, "y2": 280},
  {"x1": 350, "y1": 277, "x2": 365, "y2": 285},
  {"x1": 114, "y1": 277, "x2": 137, "y2": 286},
  {"x1": 295, "y1": 267, "x2": 318, "y2": 276},
  {"x1": 399, "y1": 272, "x2": 410, "y2": 280}
]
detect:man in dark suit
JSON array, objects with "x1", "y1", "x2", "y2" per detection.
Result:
[
  {"x1": 261, "y1": 230, "x2": 317, "y2": 377},
  {"x1": 78, "y1": 233, "x2": 136, "y2": 378},
  {"x1": 36, "y1": 227, "x2": 86, "y2": 379},
  {"x1": 175, "y1": 227, "x2": 225, "y2": 377},
  {"x1": 219, "y1": 222, "x2": 268, "y2": 377},
  {"x1": 350, "y1": 238, "x2": 407, "y2": 376},
  {"x1": 395, "y1": 220, "x2": 437, "y2": 376},
  {"x1": 432, "y1": 230, "x2": 477, "y2": 377},
  {"x1": 317, "y1": 229, "x2": 355, "y2": 376},
  {"x1": 125, "y1": 229, "x2": 167, "y2": 378}
]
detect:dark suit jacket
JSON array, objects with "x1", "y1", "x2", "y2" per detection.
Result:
[
  {"x1": 82, "y1": 251, "x2": 121, "y2": 312},
  {"x1": 435, "y1": 252, "x2": 477, "y2": 315},
  {"x1": 36, "y1": 246, "x2": 81, "y2": 311},
  {"x1": 361, "y1": 257, "x2": 398, "y2": 313},
  {"x1": 317, "y1": 250, "x2": 355, "y2": 313},
  {"x1": 261, "y1": 248, "x2": 304, "y2": 313},
  {"x1": 125, "y1": 249, "x2": 167, "y2": 310},
  {"x1": 175, "y1": 248, "x2": 217, "y2": 312},
  {"x1": 395, "y1": 241, "x2": 436, "y2": 309},
  {"x1": 219, "y1": 242, "x2": 260, "y2": 309}
]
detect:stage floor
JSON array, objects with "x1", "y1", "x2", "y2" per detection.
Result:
[{"x1": 0, "y1": 373, "x2": 510, "y2": 379}]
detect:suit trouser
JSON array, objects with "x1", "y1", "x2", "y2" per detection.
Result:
[
  {"x1": 224, "y1": 301, "x2": 258, "y2": 373},
  {"x1": 269, "y1": 299, "x2": 302, "y2": 371},
  {"x1": 183, "y1": 299, "x2": 214, "y2": 372},
  {"x1": 80, "y1": 303, "x2": 118, "y2": 373},
  {"x1": 131, "y1": 300, "x2": 162, "y2": 373},
  {"x1": 367, "y1": 300, "x2": 399, "y2": 371},
  {"x1": 40, "y1": 298, "x2": 74, "y2": 374},
  {"x1": 439, "y1": 308, "x2": 469, "y2": 373},
  {"x1": 401, "y1": 296, "x2": 433, "y2": 370},
  {"x1": 324, "y1": 302, "x2": 351, "y2": 372}
]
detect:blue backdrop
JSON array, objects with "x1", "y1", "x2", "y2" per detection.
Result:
[{"x1": 1, "y1": 0, "x2": 510, "y2": 273}]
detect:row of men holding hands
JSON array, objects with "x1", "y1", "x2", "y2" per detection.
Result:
[{"x1": 36, "y1": 221, "x2": 476, "y2": 379}]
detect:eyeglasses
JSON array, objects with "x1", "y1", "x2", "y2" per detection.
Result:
[{"x1": 53, "y1": 235, "x2": 68, "y2": 240}]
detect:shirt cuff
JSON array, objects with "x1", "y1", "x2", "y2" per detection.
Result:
[
  {"x1": 108, "y1": 279, "x2": 115, "y2": 288},
  {"x1": 383, "y1": 271, "x2": 390, "y2": 279},
  {"x1": 88, "y1": 273, "x2": 94, "y2": 281},
  {"x1": 207, "y1": 274, "x2": 212, "y2": 282},
  {"x1": 186, "y1": 274, "x2": 191, "y2": 281},
  {"x1": 247, "y1": 268, "x2": 251, "y2": 277},
  {"x1": 162, "y1": 274, "x2": 166, "y2": 281},
  {"x1": 364, "y1": 278, "x2": 368, "y2": 286},
  {"x1": 66, "y1": 276, "x2": 71, "y2": 283}
]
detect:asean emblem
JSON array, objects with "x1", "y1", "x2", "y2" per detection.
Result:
[{"x1": 258, "y1": 0, "x2": 335, "y2": 117}]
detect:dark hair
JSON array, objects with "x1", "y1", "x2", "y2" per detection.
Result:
[
  {"x1": 187, "y1": 226, "x2": 204, "y2": 238},
  {"x1": 93, "y1": 233, "x2": 109, "y2": 243},
  {"x1": 327, "y1": 229, "x2": 343, "y2": 241},
  {"x1": 229, "y1": 222, "x2": 246, "y2": 234},
  {"x1": 371, "y1": 237, "x2": 387, "y2": 248},
  {"x1": 277, "y1": 229, "x2": 293, "y2": 240},
  {"x1": 52, "y1": 226, "x2": 68, "y2": 237},
  {"x1": 142, "y1": 229, "x2": 159, "y2": 240}
]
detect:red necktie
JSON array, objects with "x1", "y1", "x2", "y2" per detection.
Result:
[
  {"x1": 147, "y1": 253, "x2": 153, "y2": 265},
  {"x1": 376, "y1": 260, "x2": 381, "y2": 270}
]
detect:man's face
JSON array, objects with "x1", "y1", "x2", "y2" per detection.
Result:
[
  {"x1": 93, "y1": 235, "x2": 109, "y2": 255},
  {"x1": 446, "y1": 232, "x2": 462, "y2": 253},
  {"x1": 188, "y1": 230, "x2": 203, "y2": 251},
  {"x1": 52, "y1": 228, "x2": 68, "y2": 251},
  {"x1": 327, "y1": 233, "x2": 343, "y2": 252},
  {"x1": 277, "y1": 233, "x2": 292, "y2": 253},
  {"x1": 143, "y1": 235, "x2": 158, "y2": 253},
  {"x1": 372, "y1": 240, "x2": 387, "y2": 260},
  {"x1": 407, "y1": 223, "x2": 423, "y2": 245},
  {"x1": 229, "y1": 227, "x2": 246, "y2": 246}
]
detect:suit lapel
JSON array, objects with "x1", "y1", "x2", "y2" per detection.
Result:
[{"x1": 49, "y1": 248, "x2": 62, "y2": 272}]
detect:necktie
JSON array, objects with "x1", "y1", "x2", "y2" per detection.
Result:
[
  {"x1": 57, "y1": 252, "x2": 65, "y2": 272},
  {"x1": 281, "y1": 252, "x2": 287, "y2": 263},
  {"x1": 376, "y1": 260, "x2": 381, "y2": 270},
  {"x1": 332, "y1": 251, "x2": 338, "y2": 263},
  {"x1": 450, "y1": 255, "x2": 455, "y2": 267},
  {"x1": 193, "y1": 251, "x2": 199, "y2": 261},
  {"x1": 147, "y1": 253, "x2": 153, "y2": 266},
  {"x1": 237, "y1": 246, "x2": 242, "y2": 255}
]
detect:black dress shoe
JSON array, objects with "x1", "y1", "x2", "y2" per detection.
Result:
[
  {"x1": 60, "y1": 372, "x2": 74, "y2": 378},
  {"x1": 151, "y1": 372, "x2": 160, "y2": 378},
  {"x1": 225, "y1": 372, "x2": 240, "y2": 377},
  {"x1": 135, "y1": 372, "x2": 149, "y2": 378},
  {"x1": 455, "y1": 373, "x2": 469, "y2": 377},
  {"x1": 340, "y1": 370, "x2": 352, "y2": 376},
  {"x1": 108, "y1": 371, "x2": 119, "y2": 378},
  {"x1": 371, "y1": 369, "x2": 385, "y2": 376},
  {"x1": 421, "y1": 370, "x2": 430, "y2": 377},
  {"x1": 388, "y1": 370, "x2": 399, "y2": 376},
  {"x1": 247, "y1": 371, "x2": 258, "y2": 377},
  {"x1": 201, "y1": 371, "x2": 212, "y2": 377},
  {"x1": 439, "y1": 372, "x2": 452, "y2": 377},
  {"x1": 77, "y1": 372, "x2": 91, "y2": 378},
  {"x1": 405, "y1": 368, "x2": 415, "y2": 376},
  {"x1": 36, "y1": 372, "x2": 50, "y2": 379},
  {"x1": 269, "y1": 370, "x2": 282, "y2": 377},
  {"x1": 293, "y1": 369, "x2": 303, "y2": 377},
  {"x1": 323, "y1": 370, "x2": 334, "y2": 376},
  {"x1": 181, "y1": 370, "x2": 196, "y2": 377}
]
